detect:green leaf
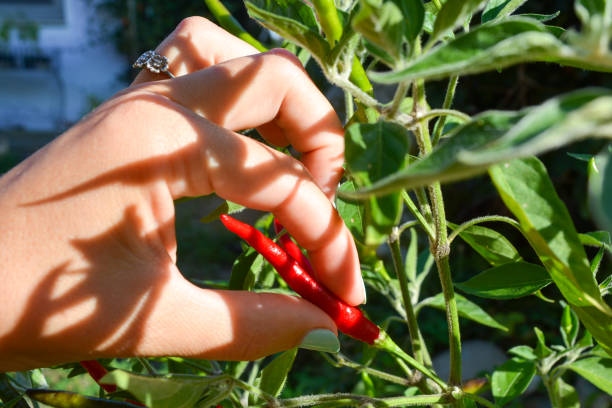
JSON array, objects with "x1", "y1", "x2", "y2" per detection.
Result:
[
  {"x1": 245, "y1": 0, "x2": 330, "y2": 61},
  {"x1": 579, "y1": 230, "x2": 612, "y2": 248},
  {"x1": 101, "y1": 370, "x2": 210, "y2": 408},
  {"x1": 507, "y1": 345, "x2": 537, "y2": 361},
  {"x1": 336, "y1": 181, "x2": 366, "y2": 244},
  {"x1": 553, "y1": 377, "x2": 580, "y2": 408},
  {"x1": 561, "y1": 303, "x2": 580, "y2": 347},
  {"x1": 420, "y1": 292, "x2": 508, "y2": 331},
  {"x1": 372, "y1": 18, "x2": 566, "y2": 83},
  {"x1": 422, "y1": 2, "x2": 438, "y2": 34},
  {"x1": 259, "y1": 348, "x2": 298, "y2": 397},
  {"x1": 481, "y1": 0, "x2": 527, "y2": 23},
  {"x1": 345, "y1": 121, "x2": 410, "y2": 246},
  {"x1": 339, "y1": 89, "x2": 612, "y2": 199},
  {"x1": 588, "y1": 149, "x2": 612, "y2": 233},
  {"x1": 591, "y1": 247, "x2": 606, "y2": 276},
  {"x1": 450, "y1": 222, "x2": 522, "y2": 266},
  {"x1": 567, "y1": 357, "x2": 612, "y2": 394},
  {"x1": 200, "y1": 200, "x2": 244, "y2": 223},
  {"x1": 430, "y1": 0, "x2": 487, "y2": 45},
  {"x1": 26, "y1": 389, "x2": 139, "y2": 408},
  {"x1": 405, "y1": 228, "x2": 418, "y2": 282},
  {"x1": 455, "y1": 262, "x2": 551, "y2": 299},
  {"x1": 533, "y1": 326, "x2": 553, "y2": 358},
  {"x1": 490, "y1": 157, "x2": 612, "y2": 355},
  {"x1": 229, "y1": 246, "x2": 263, "y2": 291},
  {"x1": 353, "y1": 0, "x2": 424, "y2": 59},
  {"x1": 519, "y1": 11, "x2": 560, "y2": 23},
  {"x1": 491, "y1": 357, "x2": 536, "y2": 406}
]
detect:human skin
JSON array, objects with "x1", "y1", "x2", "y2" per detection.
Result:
[{"x1": 0, "y1": 17, "x2": 364, "y2": 372}]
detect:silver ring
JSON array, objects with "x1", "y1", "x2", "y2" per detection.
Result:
[{"x1": 133, "y1": 50, "x2": 175, "y2": 78}]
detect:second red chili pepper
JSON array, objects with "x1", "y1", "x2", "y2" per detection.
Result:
[{"x1": 220, "y1": 214, "x2": 380, "y2": 344}]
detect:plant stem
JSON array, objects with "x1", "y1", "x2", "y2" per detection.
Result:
[
  {"x1": 402, "y1": 191, "x2": 435, "y2": 240},
  {"x1": 462, "y1": 393, "x2": 500, "y2": 408},
  {"x1": 278, "y1": 392, "x2": 451, "y2": 407},
  {"x1": 344, "y1": 90, "x2": 354, "y2": 121},
  {"x1": 387, "y1": 81, "x2": 411, "y2": 119},
  {"x1": 448, "y1": 215, "x2": 521, "y2": 243},
  {"x1": 333, "y1": 353, "x2": 418, "y2": 386},
  {"x1": 412, "y1": 38, "x2": 462, "y2": 388},
  {"x1": 136, "y1": 358, "x2": 157, "y2": 376},
  {"x1": 388, "y1": 228, "x2": 425, "y2": 365},
  {"x1": 432, "y1": 76, "x2": 460, "y2": 146},
  {"x1": 375, "y1": 331, "x2": 447, "y2": 390},
  {"x1": 203, "y1": 0, "x2": 267, "y2": 52}
]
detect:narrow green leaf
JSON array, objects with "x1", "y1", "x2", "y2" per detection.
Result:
[
  {"x1": 405, "y1": 228, "x2": 418, "y2": 282},
  {"x1": 259, "y1": 348, "x2": 298, "y2": 397},
  {"x1": 450, "y1": 222, "x2": 522, "y2": 266},
  {"x1": 553, "y1": 378, "x2": 580, "y2": 408},
  {"x1": 481, "y1": 0, "x2": 527, "y2": 23},
  {"x1": 200, "y1": 200, "x2": 244, "y2": 223},
  {"x1": 345, "y1": 121, "x2": 410, "y2": 246},
  {"x1": 490, "y1": 157, "x2": 612, "y2": 355},
  {"x1": 576, "y1": 330, "x2": 593, "y2": 348},
  {"x1": 560, "y1": 303, "x2": 580, "y2": 347},
  {"x1": 579, "y1": 230, "x2": 612, "y2": 248},
  {"x1": 431, "y1": 0, "x2": 487, "y2": 44},
  {"x1": 533, "y1": 327, "x2": 553, "y2": 358},
  {"x1": 588, "y1": 149, "x2": 612, "y2": 233},
  {"x1": 519, "y1": 11, "x2": 560, "y2": 22},
  {"x1": 591, "y1": 246, "x2": 605, "y2": 276},
  {"x1": 455, "y1": 262, "x2": 551, "y2": 299},
  {"x1": 567, "y1": 357, "x2": 612, "y2": 394},
  {"x1": 245, "y1": 0, "x2": 330, "y2": 61},
  {"x1": 101, "y1": 370, "x2": 210, "y2": 408},
  {"x1": 420, "y1": 292, "x2": 508, "y2": 331},
  {"x1": 491, "y1": 357, "x2": 536, "y2": 406},
  {"x1": 507, "y1": 345, "x2": 537, "y2": 361},
  {"x1": 339, "y1": 89, "x2": 612, "y2": 199},
  {"x1": 372, "y1": 18, "x2": 565, "y2": 83}
]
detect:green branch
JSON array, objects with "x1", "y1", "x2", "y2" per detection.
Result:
[
  {"x1": 203, "y1": 0, "x2": 267, "y2": 52},
  {"x1": 448, "y1": 215, "x2": 521, "y2": 244}
]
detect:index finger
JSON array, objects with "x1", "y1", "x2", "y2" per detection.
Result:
[{"x1": 131, "y1": 16, "x2": 260, "y2": 85}]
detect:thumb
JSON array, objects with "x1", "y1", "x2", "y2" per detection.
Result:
[{"x1": 134, "y1": 271, "x2": 340, "y2": 360}]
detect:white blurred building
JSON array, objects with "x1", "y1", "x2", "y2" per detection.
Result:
[{"x1": 0, "y1": 0, "x2": 127, "y2": 131}]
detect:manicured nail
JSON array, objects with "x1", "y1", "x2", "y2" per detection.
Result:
[
  {"x1": 360, "y1": 278, "x2": 367, "y2": 305},
  {"x1": 298, "y1": 329, "x2": 340, "y2": 353}
]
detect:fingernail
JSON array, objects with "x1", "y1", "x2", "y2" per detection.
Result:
[
  {"x1": 298, "y1": 329, "x2": 340, "y2": 353},
  {"x1": 360, "y1": 278, "x2": 367, "y2": 305}
]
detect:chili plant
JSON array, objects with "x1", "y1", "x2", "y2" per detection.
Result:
[{"x1": 3, "y1": 0, "x2": 612, "y2": 407}]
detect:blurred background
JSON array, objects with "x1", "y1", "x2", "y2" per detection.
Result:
[{"x1": 0, "y1": 1, "x2": 610, "y2": 406}]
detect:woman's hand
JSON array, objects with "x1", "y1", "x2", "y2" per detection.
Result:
[{"x1": 0, "y1": 17, "x2": 364, "y2": 371}]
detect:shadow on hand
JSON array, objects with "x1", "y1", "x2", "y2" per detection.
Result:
[{"x1": 2, "y1": 51, "x2": 349, "y2": 369}]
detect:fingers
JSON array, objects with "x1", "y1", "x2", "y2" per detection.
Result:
[
  {"x1": 136, "y1": 50, "x2": 345, "y2": 197},
  {"x1": 131, "y1": 272, "x2": 338, "y2": 361},
  {"x1": 131, "y1": 16, "x2": 259, "y2": 86},
  {"x1": 108, "y1": 92, "x2": 362, "y2": 304}
]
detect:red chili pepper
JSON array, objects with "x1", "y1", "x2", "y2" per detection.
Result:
[
  {"x1": 273, "y1": 219, "x2": 315, "y2": 277},
  {"x1": 79, "y1": 360, "x2": 117, "y2": 393},
  {"x1": 220, "y1": 214, "x2": 380, "y2": 344}
]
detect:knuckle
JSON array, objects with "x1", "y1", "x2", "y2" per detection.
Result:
[
  {"x1": 262, "y1": 48, "x2": 305, "y2": 80},
  {"x1": 174, "y1": 16, "x2": 215, "y2": 36}
]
